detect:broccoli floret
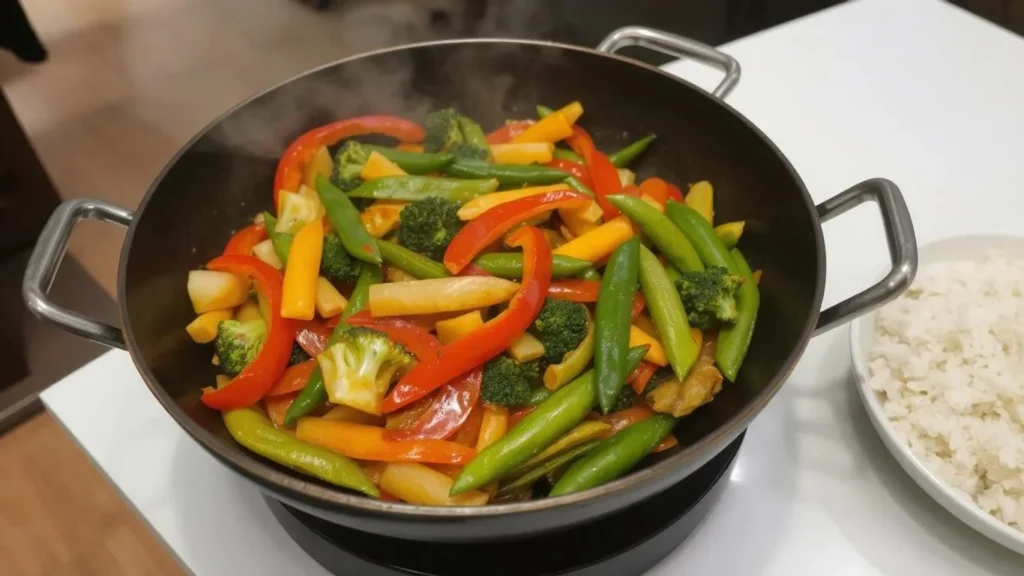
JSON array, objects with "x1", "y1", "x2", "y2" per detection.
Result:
[
  {"x1": 675, "y1": 266, "x2": 743, "y2": 330},
  {"x1": 318, "y1": 327, "x2": 415, "y2": 415},
  {"x1": 481, "y1": 354, "x2": 542, "y2": 406},
  {"x1": 529, "y1": 299, "x2": 589, "y2": 364},
  {"x1": 289, "y1": 342, "x2": 310, "y2": 366},
  {"x1": 214, "y1": 319, "x2": 267, "y2": 376},
  {"x1": 331, "y1": 141, "x2": 369, "y2": 191},
  {"x1": 423, "y1": 108, "x2": 464, "y2": 153},
  {"x1": 396, "y1": 197, "x2": 462, "y2": 261},
  {"x1": 320, "y1": 234, "x2": 361, "y2": 284}
]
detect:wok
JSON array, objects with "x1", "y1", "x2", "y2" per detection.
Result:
[{"x1": 23, "y1": 27, "x2": 917, "y2": 542}]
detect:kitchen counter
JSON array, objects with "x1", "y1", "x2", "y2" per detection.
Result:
[{"x1": 40, "y1": 0, "x2": 1024, "y2": 574}]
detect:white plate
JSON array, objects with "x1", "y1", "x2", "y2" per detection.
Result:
[{"x1": 850, "y1": 234, "x2": 1024, "y2": 556}]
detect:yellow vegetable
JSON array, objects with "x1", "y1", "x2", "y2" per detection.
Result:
[
  {"x1": 457, "y1": 184, "x2": 569, "y2": 220},
  {"x1": 549, "y1": 101, "x2": 584, "y2": 125},
  {"x1": 276, "y1": 189, "x2": 321, "y2": 234},
  {"x1": 507, "y1": 332, "x2": 545, "y2": 362},
  {"x1": 513, "y1": 421, "x2": 611, "y2": 473},
  {"x1": 714, "y1": 221, "x2": 745, "y2": 248},
  {"x1": 234, "y1": 299, "x2": 263, "y2": 323},
  {"x1": 629, "y1": 324, "x2": 668, "y2": 366},
  {"x1": 477, "y1": 404, "x2": 509, "y2": 452},
  {"x1": 633, "y1": 314, "x2": 659, "y2": 339},
  {"x1": 315, "y1": 277, "x2": 348, "y2": 318},
  {"x1": 360, "y1": 200, "x2": 406, "y2": 238},
  {"x1": 281, "y1": 218, "x2": 324, "y2": 320},
  {"x1": 187, "y1": 270, "x2": 250, "y2": 314},
  {"x1": 617, "y1": 168, "x2": 636, "y2": 187},
  {"x1": 185, "y1": 309, "x2": 232, "y2": 344},
  {"x1": 544, "y1": 309, "x2": 594, "y2": 390},
  {"x1": 360, "y1": 151, "x2": 407, "y2": 180},
  {"x1": 215, "y1": 374, "x2": 231, "y2": 388},
  {"x1": 252, "y1": 239, "x2": 283, "y2": 269},
  {"x1": 641, "y1": 194, "x2": 665, "y2": 212},
  {"x1": 323, "y1": 405, "x2": 384, "y2": 426},
  {"x1": 553, "y1": 216, "x2": 634, "y2": 262},
  {"x1": 301, "y1": 146, "x2": 334, "y2": 190},
  {"x1": 489, "y1": 142, "x2": 554, "y2": 165},
  {"x1": 383, "y1": 265, "x2": 418, "y2": 283},
  {"x1": 686, "y1": 180, "x2": 714, "y2": 223},
  {"x1": 435, "y1": 310, "x2": 485, "y2": 344},
  {"x1": 512, "y1": 113, "x2": 573, "y2": 144},
  {"x1": 559, "y1": 208, "x2": 600, "y2": 237},
  {"x1": 368, "y1": 277, "x2": 519, "y2": 317},
  {"x1": 380, "y1": 462, "x2": 489, "y2": 507}
]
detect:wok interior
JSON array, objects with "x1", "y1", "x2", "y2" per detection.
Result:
[{"x1": 122, "y1": 42, "x2": 820, "y2": 498}]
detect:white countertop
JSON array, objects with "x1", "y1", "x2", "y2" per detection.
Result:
[{"x1": 41, "y1": 0, "x2": 1024, "y2": 574}]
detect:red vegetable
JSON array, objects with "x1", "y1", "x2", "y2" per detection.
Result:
[
  {"x1": 666, "y1": 183, "x2": 685, "y2": 203},
  {"x1": 443, "y1": 190, "x2": 589, "y2": 274},
  {"x1": 628, "y1": 361, "x2": 658, "y2": 395},
  {"x1": 508, "y1": 405, "x2": 535, "y2": 428},
  {"x1": 201, "y1": 255, "x2": 297, "y2": 410},
  {"x1": 266, "y1": 359, "x2": 317, "y2": 397},
  {"x1": 346, "y1": 313, "x2": 441, "y2": 363},
  {"x1": 566, "y1": 126, "x2": 624, "y2": 219},
  {"x1": 546, "y1": 158, "x2": 594, "y2": 189},
  {"x1": 385, "y1": 226, "x2": 552, "y2": 412},
  {"x1": 548, "y1": 279, "x2": 645, "y2": 317},
  {"x1": 486, "y1": 120, "x2": 534, "y2": 145},
  {"x1": 295, "y1": 320, "x2": 332, "y2": 357},
  {"x1": 223, "y1": 223, "x2": 266, "y2": 256}
]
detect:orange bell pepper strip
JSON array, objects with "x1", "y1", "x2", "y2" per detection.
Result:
[
  {"x1": 274, "y1": 116, "x2": 424, "y2": 205},
  {"x1": 385, "y1": 226, "x2": 553, "y2": 412},
  {"x1": 201, "y1": 255, "x2": 297, "y2": 410},
  {"x1": 476, "y1": 404, "x2": 509, "y2": 451},
  {"x1": 266, "y1": 359, "x2": 317, "y2": 397},
  {"x1": 442, "y1": 190, "x2": 589, "y2": 274},
  {"x1": 512, "y1": 113, "x2": 573, "y2": 144},
  {"x1": 295, "y1": 418, "x2": 475, "y2": 465},
  {"x1": 281, "y1": 218, "x2": 324, "y2": 320},
  {"x1": 547, "y1": 279, "x2": 645, "y2": 318},
  {"x1": 566, "y1": 126, "x2": 624, "y2": 219},
  {"x1": 265, "y1": 392, "x2": 298, "y2": 427},
  {"x1": 223, "y1": 223, "x2": 266, "y2": 256},
  {"x1": 628, "y1": 361, "x2": 658, "y2": 395},
  {"x1": 485, "y1": 120, "x2": 534, "y2": 145}
]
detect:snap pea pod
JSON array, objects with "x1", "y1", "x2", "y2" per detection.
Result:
[
  {"x1": 378, "y1": 239, "x2": 451, "y2": 279},
  {"x1": 498, "y1": 440, "x2": 601, "y2": 496},
  {"x1": 553, "y1": 148, "x2": 584, "y2": 163},
  {"x1": 595, "y1": 237, "x2": 641, "y2": 414},
  {"x1": 564, "y1": 176, "x2": 596, "y2": 197},
  {"x1": 457, "y1": 116, "x2": 490, "y2": 151},
  {"x1": 607, "y1": 195, "x2": 704, "y2": 272},
  {"x1": 716, "y1": 248, "x2": 759, "y2": 381},
  {"x1": 536, "y1": 104, "x2": 556, "y2": 118},
  {"x1": 527, "y1": 386, "x2": 553, "y2": 406},
  {"x1": 608, "y1": 134, "x2": 657, "y2": 168},
  {"x1": 664, "y1": 201, "x2": 738, "y2": 270},
  {"x1": 664, "y1": 263, "x2": 683, "y2": 285},
  {"x1": 362, "y1": 145, "x2": 454, "y2": 174},
  {"x1": 578, "y1": 268, "x2": 602, "y2": 281},
  {"x1": 473, "y1": 253, "x2": 591, "y2": 279},
  {"x1": 549, "y1": 414, "x2": 676, "y2": 496},
  {"x1": 224, "y1": 408, "x2": 378, "y2": 497},
  {"x1": 284, "y1": 264, "x2": 382, "y2": 425},
  {"x1": 316, "y1": 174, "x2": 381, "y2": 264},
  {"x1": 347, "y1": 175, "x2": 499, "y2": 202},
  {"x1": 261, "y1": 213, "x2": 293, "y2": 264},
  {"x1": 450, "y1": 346, "x2": 648, "y2": 495},
  {"x1": 638, "y1": 245, "x2": 699, "y2": 381},
  {"x1": 445, "y1": 160, "x2": 569, "y2": 187}
]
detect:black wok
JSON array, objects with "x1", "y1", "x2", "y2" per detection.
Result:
[{"x1": 23, "y1": 27, "x2": 917, "y2": 542}]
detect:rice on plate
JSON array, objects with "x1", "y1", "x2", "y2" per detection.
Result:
[{"x1": 869, "y1": 253, "x2": 1024, "y2": 532}]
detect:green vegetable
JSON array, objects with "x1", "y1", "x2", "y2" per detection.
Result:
[
  {"x1": 638, "y1": 245, "x2": 699, "y2": 381},
  {"x1": 714, "y1": 221, "x2": 745, "y2": 248},
  {"x1": 675, "y1": 266, "x2": 743, "y2": 330},
  {"x1": 331, "y1": 141, "x2": 370, "y2": 191},
  {"x1": 423, "y1": 108, "x2": 490, "y2": 161},
  {"x1": 396, "y1": 197, "x2": 463, "y2": 262},
  {"x1": 609, "y1": 387, "x2": 637, "y2": 413},
  {"x1": 578, "y1": 268, "x2": 602, "y2": 281},
  {"x1": 289, "y1": 342, "x2": 310, "y2": 366},
  {"x1": 455, "y1": 115, "x2": 491, "y2": 161},
  {"x1": 319, "y1": 327, "x2": 415, "y2": 414},
  {"x1": 347, "y1": 175, "x2": 499, "y2": 202},
  {"x1": 214, "y1": 319, "x2": 266, "y2": 375},
  {"x1": 552, "y1": 148, "x2": 584, "y2": 163},
  {"x1": 450, "y1": 346, "x2": 647, "y2": 495},
  {"x1": 536, "y1": 104, "x2": 555, "y2": 118},
  {"x1": 480, "y1": 354, "x2": 543, "y2": 406},
  {"x1": 262, "y1": 213, "x2": 293, "y2": 264},
  {"x1": 445, "y1": 160, "x2": 570, "y2": 187},
  {"x1": 664, "y1": 201, "x2": 738, "y2": 270},
  {"x1": 529, "y1": 298, "x2": 589, "y2": 364},
  {"x1": 564, "y1": 176, "x2": 596, "y2": 197},
  {"x1": 498, "y1": 440, "x2": 601, "y2": 496},
  {"x1": 607, "y1": 195, "x2": 704, "y2": 272},
  {"x1": 608, "y1": 134, "x2": 656, "y2": 168},
  {"x1": 377, "y1": 239, "x2": 451, "y2": 279},
  {"x1": 315, "y1": 174, "x2": 382, "y2": 264},
  {"x1": 284, "y1": 264, "x2": 381, "y2": 425},
  {"x1": 527, "y1": 386, "x2": 552, "y2": 406},
  {"x1": 595, "y1": 237, "x2": 641, "y2": 414},
  {"x1": 549, "y1": 414, "x2": 675, "y2": 496},
  {"x1": 362, "y1": 145, "x2": 454, "y2": 174},
  {"x1": 224, "y1": 408, "x2": 378, "y2": 497},
  {"x1": 716, "y1": 248, "x2": 760, "y2": 381},
  {"x1": 473, "y1": 253, "x2": 591, "y2": 279},
  {"x1": 320, "y1": 234, "x2": 362, "y2": 284}
]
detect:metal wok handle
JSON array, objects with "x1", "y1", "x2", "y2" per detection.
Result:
[
  {"x1": 597, "y1": 26, "x2": 741, "y2": 99},
  {"x1": 23, "y1": 198, "x2": 133, "y2": 349},
  {"x1": 814, "y1": 178, "x2": 917, "y2": 335}
]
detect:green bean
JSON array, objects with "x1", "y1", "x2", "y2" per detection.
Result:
[
  {"x1": 377, "y1": 239, "x2": 450, "y2": 279},
  {"x1": 595, "y1": 237, "x2": 641, "y2": 414},
  {"x1": 664, "y1": 201, "x2": 737, "y2": 270},
  {"x1": 716, "y1": 248, "x2": 759, "y2": 381},
  {"x1": 498, "y1": 440, "x2": 601, "y2": 496},
  {"x1": 607, "y1": 195, "x2": 704, "y2": 272},
  {"x1": 445, "y1": 160, "x2": 569, "y2": 187},
  {"x1": 553, "y1": 148, "x2": 584, "y2": 163},
  {"x1": 315, "y1": 174, "x2": 381, "y2": 264},
  {"x1": 347, "y1": 175, "x2": 499, "y2": 202},
  {"x1": 609, "y1": 134, "x2": 657, "y2": 168},
  {"x1": 473, "y1": 253, "x2": 591, "y2": 279},
  {"x1": 638, "y1": 245, "x2": 698, "y2": 381},
  {"x1": 362, "y1": 145, "x2": 454, "y2": 174}
]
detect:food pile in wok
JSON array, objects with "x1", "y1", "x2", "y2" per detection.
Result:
[{"x1": 184, "y1": 101, "x2": 760, "y2": 505}]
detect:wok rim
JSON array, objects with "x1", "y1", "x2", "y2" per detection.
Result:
[{"x1": 117, "y1": 37, "x2": 825, "y2": 520}]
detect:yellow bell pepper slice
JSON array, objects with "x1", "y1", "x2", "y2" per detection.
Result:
[
  {"x1": 686, "y1": 180, "x2": 714, "y2": 223},
  {"x1": 512, "y1": 113, "x2": 573, "y2": 144},
  {"x1": 360, "y1": 151, "x2": 407, "y2": 180},
  {"x1": 435, "y1": 310, "x2": 485, "y2": 344},
  {"x1": 457, "y1": 184, "x2": 569, "y2": 221},
  {"x1": 187, "y1": 270, "x2": 250, "y2": 314},
  {"x1": 185, "y1": 309, "x2": 233, "y2": 344},
  {"x1": 315, "y1": 277, "x2": 348, "y2": 318},
  {"x1": 323, "y1": 405, "x2": 385, "y2": 426},
  {"x1": 361, "y1": 200, "x2": 406, "y2": 238},
  {"x1": 281, "y1": 218, "x2": 324, "y2": 320},
  {"x1": 714, "y1": 220, "x2": 745, "y2": 248},
  {"x1": 549, "y1": 101, "x2": 584, "y2": 125},
  {"x1": 301, "y1": 145, "x2": 334, "y2": 190},
  {"x1": 507, "y1": 332, "x2": 545, "y2": 362},
  {"x1": 553, "y1": 216, "x2": 634, "y2": 262},
  {"x1": 629, "y1": 324, "x2": 668, "y2": 366},
  {"x1": 368, "y1": 277, "x2": 519, "y2": 317},
  {"x1": 234, "y1": 299, "x2": 263, "y2": 323},
  {"x1": 489, "y1": 143, "x2": 554, "y2": 165},
  {"x1": 380, "y1": 462, "x2": 489, "y2": 506},
  {"x1": 477, "y1": 404, "x2": 509, "y2": 452}
]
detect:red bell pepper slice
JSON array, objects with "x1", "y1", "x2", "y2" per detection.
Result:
[
  {"x1": 385, "y1": 226, "x2": 552, "y2": 412},
  {"x1": 274, "y1": 116, "x2": 424, "y2": 205},
  {"x1": 485, "y1": 120, "x2": 534, "y2": 145},
  {"x1": 666, "y1": 183, "x2": 685, "y2": 203},
  {"x1": 566, "y1": 126, "x2": 624, "y2": 219},
  {"x1": 266, "y1": 359, "x2": 317, "y2": 397},
  {"x1": 546, "y1": 158, "x2": 594, "y2": 189},
  {"x1": 548, "y1": 279, "x2": 645, "y2": 318},
  {"x1": 201, "y1": 255, "x2": 297, "y2": 410},
  {"x1": 346, "y1": 313, "x2": 441, "y2": 363},
  {"x1": 223, "y1": 223, "x2": 266, "y2": 256},
  {"x1": 638, "y1": 177, "x2": 671, "y2": 205},
  {"x1": 295, "y1": 320, "x2": 332, "y2": 357},
  {"x1": 508, "y1": 405, "x2": 535, "y2": 428},
  {"x1": 265, "y1": 392, "x2": 299, "y2": 427},
  {"x1": 442, "y1": 190, "x2": 588, "y2": 274}
]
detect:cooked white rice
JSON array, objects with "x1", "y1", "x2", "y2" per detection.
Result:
[{"x1": 869, "y1": 253, "x2": 1024, "y2": 532}]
